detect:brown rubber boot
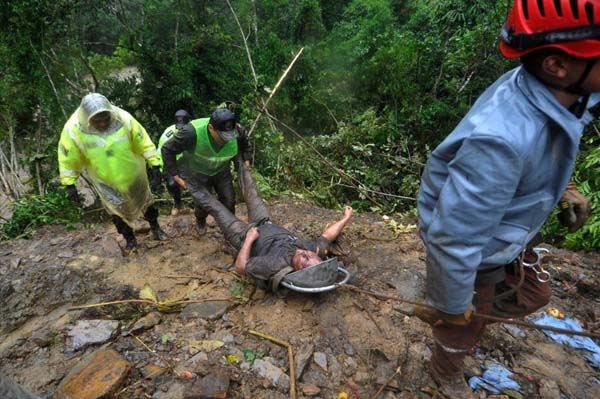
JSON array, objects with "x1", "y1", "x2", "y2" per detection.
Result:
[{"x1": 430, "y1": 343, "x2": 475, "y2": 399}]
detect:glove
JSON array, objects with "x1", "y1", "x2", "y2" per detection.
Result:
[
  {"x1": 150, "y1": 166, "x2": 162, "y2": 193},
  {"x1": 412, "y1": 304, "x2": 473, "y2": 326},
  {"x1": 66, "y1": 185, "x2": 81, "y2": 205},
  {"x1": 558, "y1": 181, "x2": 591, "y2": 233}
]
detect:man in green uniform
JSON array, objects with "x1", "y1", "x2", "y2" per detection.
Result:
[
  {"x1": 161, "y1": 108, "x2": 252, "y2": 235},
  {"x1": 58, "y1": 93, "x2": 166, "y2": 250},
  {"x1": 157, "y1": 109, "x2": 191, "y2": 215}
]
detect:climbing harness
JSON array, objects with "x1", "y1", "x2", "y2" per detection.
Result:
[{"x1": 522, "y1": 247, "x2": 551, "y2": 283}]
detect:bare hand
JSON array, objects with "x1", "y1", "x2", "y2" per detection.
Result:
[
  {"x1": 246, "y1": 227, "x2": 260, "y2": 241},
  {"x1": 343, "y1": 206, "x2": 353, "y2": 219},
  {"x1": 245, "y1": 160, "x2": 251, "y2": 168},
  {"x1": 173, "y1": 175, "x2": 187, "y2": 189}
]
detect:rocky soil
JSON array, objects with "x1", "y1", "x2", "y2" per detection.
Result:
[{"x1": 1, "y1": 197, "x2": 599, "y2": 399}]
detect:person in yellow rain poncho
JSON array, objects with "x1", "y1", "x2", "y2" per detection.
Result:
[{"x1": 58, "y1": 93, "x2": 167, "y2": 251}]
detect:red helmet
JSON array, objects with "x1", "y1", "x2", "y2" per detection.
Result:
[{"x1": 500, "y1": 0, "x2": 600, "y2": 59}]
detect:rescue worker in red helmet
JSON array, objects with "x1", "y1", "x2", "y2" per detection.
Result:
[{"x1": 415, "y1": 1, "x2": 600, "y2": 397}]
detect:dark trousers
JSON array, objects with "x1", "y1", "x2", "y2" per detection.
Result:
[
  {"x1": 183, "y1": 167, "x2": 236, "y2": 226},
  {"x1": 189, "y1": 159, "x2": 270, "y2": 251},
  {"x1": 165, "y1": 174, "x2": 182, "y2": 207},
  {"x1": 111, "y1": 205, "x2": 160, "y2": 239},
  {"x1": 431, "y1": 264, "x2": 552, "y2": 378}
]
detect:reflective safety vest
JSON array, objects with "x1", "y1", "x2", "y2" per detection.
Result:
[
  {"x1": 186, "y1": 118, "x2": 238, "y2": 176},
  {"x1": 157, "y1": 124, "x2": 183, "y2": 171}
]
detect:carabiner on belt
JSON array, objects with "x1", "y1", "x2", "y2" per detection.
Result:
[{"x1": 522, "y1": 247, "x2": 551, "y2": 283}]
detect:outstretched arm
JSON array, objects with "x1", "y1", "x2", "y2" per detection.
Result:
[
  {"x1": 321, "y1": 206, "x2": 353, "y2": 242},
  {"x1": 234, "y1": 227, "x2": 260, "y2": 275}
]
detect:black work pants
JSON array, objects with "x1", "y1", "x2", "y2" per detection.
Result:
[
  {"x1": 165, "y1": 173, "x2": 182, "y2": 207},
  {"x1": 189, "y1": 159, "x2": 270, "y2": 250},
  {"x1": 112, "y1": 205, "x2": 159, "y2": 239},
  {"x1": 183, "y1": 167, "x2": 235, "y2": 226}
]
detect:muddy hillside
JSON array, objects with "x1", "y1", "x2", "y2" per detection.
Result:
[{"x1": 1, "y1": 197, "x2": 599, "y2": 399}]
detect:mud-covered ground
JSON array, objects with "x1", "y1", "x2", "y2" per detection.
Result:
[{"x1": 1, "y1": 197, "x2": 600, "y2": 398}]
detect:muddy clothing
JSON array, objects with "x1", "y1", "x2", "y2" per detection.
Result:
[
  {"x1": 161, "y1": 119, "x2": 251, "y2": 226},
  {"x1": 431, "y1": 259, "x2": 551, "y2": 380},
  {"x1": 243, "y1": 223, "x2": 330, "y2": 281},
  {"x1": 161, "y1": 120, "x2": 252, "y2": 177},
  {"x1": 418, "y1": 66, "x2": 600, "y2": 314},
  {"x1": 0, "y1": 375, "x2": 42, "y2": 399},
  {"x1": 192, "y1": 159, "x2": 331, "y2": 282}
]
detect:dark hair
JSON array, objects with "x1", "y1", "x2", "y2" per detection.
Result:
[{"x1": 520, "y1": 47, "x2": 569, "y2": 76}]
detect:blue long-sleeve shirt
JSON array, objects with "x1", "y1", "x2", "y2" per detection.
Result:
[{"x1": 417, "y1": 66, "x2": 599, "y2": 314}]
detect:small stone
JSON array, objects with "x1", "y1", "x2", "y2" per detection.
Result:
[
  {"x1": 30, "y1": 328, "x2": 55, "y2": 348},
  {"x1": 181, "y1": 301, "x2": 229, "y2": 320},
  {"x1": 252, "y1": 358, "x2": 290, "y2": 390},
  {"x1": 301, "y1": 384, "x2": 321, "y2": 396},
  {"x1": 354, "y1": 371, "x2": 370, "y2": 384},
  {"x1": 57, "y1": 349, "x2": 131, "y2": 399},
  {"x1": 129, "y1": 312, "x2": 161, "y2": 333},
  {"x1": 295, "y1": 343, "x2": 314, "y2": 378},
  {"x1": 344, "y1": 343, "x2": 355, "y2": 356},
  {"x1": 152, "y1": 383, "x2": 185, "y2": 399},
  {"x1": 223, "y1": 334, "x2": 235, "y2": 344},
  {"x1": 184, "y1": 372, "x2": 230, "y2": 399},
  {"x1": 142, "y1": 364, "x2": 168, "y2": 379},
  {"x1": 175, "y1": 351, "x2": 209, "y2": 374},
  {"x1": 539, "y1": 379, "x2": 560, "y2": 399},
  {"x1": 68, "y1": 320, "x2": 119, "y2": 350},
  {"x1": 101, "y1": 236, "x2": 122, "y2": 257},
  {"x1": 313, "y1": 352, "x2": 327, "y2": 371},
  {"x1": 58, "y1": 249, "x2": 74, "y2": 258}
]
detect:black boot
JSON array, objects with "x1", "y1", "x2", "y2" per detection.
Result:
[
  {"x1": 124, "y1": 234, "x2": 138, "y2": 251},
  {"x1": 195, "y1": 218, "x2": 207, "y2": 236},
  {"x1": 151, "y1": 224, "x2": 167, "y2": 241}
]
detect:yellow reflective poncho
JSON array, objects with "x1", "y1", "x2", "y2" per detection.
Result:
[{"x1": 58, "y1": 93, "x2": 160, "y2": 224}]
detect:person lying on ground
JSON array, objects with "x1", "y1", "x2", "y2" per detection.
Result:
[{"x1": 192, "y1": 157, "x2": 353, "y2": 287}]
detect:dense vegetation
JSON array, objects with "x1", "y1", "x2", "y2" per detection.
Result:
[{"x1": 1, "y1": 0, "x2": 599, "y2": 248}]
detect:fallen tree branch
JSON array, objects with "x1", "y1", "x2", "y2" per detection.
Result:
[
  {"x1": 248, "y1": 330, "x2": 296, "y2": 399},
  {"x1": 248, "y1": 48, "x2": 304, "y2": 137}
]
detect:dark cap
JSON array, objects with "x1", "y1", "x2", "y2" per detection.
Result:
[{"x1": 210, "y1": 109, "x2": 237, "y2": 141}]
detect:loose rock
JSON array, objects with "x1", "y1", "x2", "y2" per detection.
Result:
[
  {"x1": 68, "y1": 319, "x2": 119, "y2": 350},
  {"x1": 56, "y1": 349, "x2": 131, "y2": 399}
]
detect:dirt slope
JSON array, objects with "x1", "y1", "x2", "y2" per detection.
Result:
[{"x1": 1, "y1": 197, "x2": 599, "y2": 398}]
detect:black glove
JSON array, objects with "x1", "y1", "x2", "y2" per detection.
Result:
[
  {"x1": 66, "y1": 185, "x2": 81, "y2": 205},
  {"x1": 150, "y1": 166, "x2": 162, "y2": 193}
]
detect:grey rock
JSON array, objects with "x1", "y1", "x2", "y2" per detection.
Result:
[
  {"x1": 295, "y1": 343, "x2": 314, "y2": 379},
  {"x1": 252, "y1": 358, "x2": 290, "y2": 391},
  {"x1": 313, "y1": 352, "x2": 327, "y2": 372},
  {"x1": 175, "y1": 351, "x2": 209, "y2": 374},
  {"x1": 68, "y1": 320, "x2": 119, "y2": 350},
  {"x1": 153, "y1": 383, "x2": 185, "y2": 399},
  {"x1": 329, "y1": 355, "x2": 343, "y2": 384},
  {"x1": 539, "y1": 380, "x2": 561, "y2": 399},
  {"x1": 129, "y1": 312, "x2": 161, "y2": 334},
  {"x1": 344, "y1": 343, "x2": 355, "y2": 356},
  {"x1": 101, "y1": 236, "x2": 122, "y2": 257},
  {"x1": 184, "y1": 372, "x2": 230, "y2": 399},
  {"x1": 57, "y1": 249, "x2": 74, "y2": 258},
  {"x1": 181, "y1": 301, "x2": 229, "y2": 320}
]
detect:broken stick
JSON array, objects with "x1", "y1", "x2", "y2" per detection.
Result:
[{"x1": 248, "y1": 330, "x2": 296, "y2": 399}]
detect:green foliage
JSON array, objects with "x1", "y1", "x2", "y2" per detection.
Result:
[
  {"x1": 243, "y1": 348, "x2": 265, "y2": 362},
  {"x1": 543, "y1": 128, "x2": 600, "y2": 251},
  {"x1": 0, "y1": 190, "x2": 83, "y2": 240}
]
